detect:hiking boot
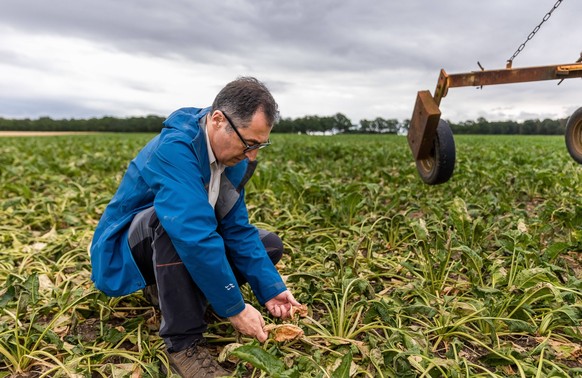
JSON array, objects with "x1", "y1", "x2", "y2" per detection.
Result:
[{"x1": 166, "y1": 339, "x2": 232, "y2": 378}]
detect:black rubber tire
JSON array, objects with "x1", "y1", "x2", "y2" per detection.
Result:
[
  {"x1": 416, "y1": 119, "x2": 456, "y2": 185},
  {"x1": 565, "y1": 107, "x2": 582, "y2": 164}
]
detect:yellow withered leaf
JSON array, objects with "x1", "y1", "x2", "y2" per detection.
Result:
[
  {"x1": 264, "y1": 324, "x2": 304, "y2": 342},
  {"x1": 290, "y1": 304, "x2": 309, "y2": 318}
]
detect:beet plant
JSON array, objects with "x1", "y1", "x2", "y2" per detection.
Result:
[{"x1": 0, "y1": 133, "x2": 580, "y2": 377}]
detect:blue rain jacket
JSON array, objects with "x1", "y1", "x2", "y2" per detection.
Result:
[{"x1": 90, "y1": 107, "x2": 287, "y2": 317}]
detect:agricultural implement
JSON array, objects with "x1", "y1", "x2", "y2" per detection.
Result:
[
  {"x1": 407, "y1": 59, "x2": 582, "y2": 184},
  {"x1": 407, "y1": 0, "x2": 582, "y2": 184}
]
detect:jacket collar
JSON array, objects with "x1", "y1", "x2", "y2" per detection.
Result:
[{"x1": 191, "y1": 113, "x2": 211, "y2": 185}]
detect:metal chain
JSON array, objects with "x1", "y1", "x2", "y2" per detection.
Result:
[{"x1": 506, "y1": 0, "x2": 564, "y2": 67}]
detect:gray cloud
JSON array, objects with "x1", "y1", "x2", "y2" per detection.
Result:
[{"x1": 0, "y1": 0, "x2": 580, "y2": 122}]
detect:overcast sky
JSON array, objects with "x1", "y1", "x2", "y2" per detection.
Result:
[{"x1": 1, "y1": 0, "x2": 580, "y2": 123}]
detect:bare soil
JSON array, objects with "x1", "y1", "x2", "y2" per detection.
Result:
[{"x1": 0, "y1": 131, "x2": 97, "y2": 137}]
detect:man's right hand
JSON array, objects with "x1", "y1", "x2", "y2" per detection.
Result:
[{"x1": 228, "y1": 303, "x2": 268, "y2": 342}]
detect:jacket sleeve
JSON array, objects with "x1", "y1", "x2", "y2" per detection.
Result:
[
  {"x1": 218, "y1": 189, "x2": 287, "y2": 305},
  {"x1": 140, "y1": 134, "x2": 245, "y2": 317}
]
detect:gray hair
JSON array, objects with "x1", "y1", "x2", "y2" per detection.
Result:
[{"x1": 211, "y1": 77, "x2": 279, "y2": 128}]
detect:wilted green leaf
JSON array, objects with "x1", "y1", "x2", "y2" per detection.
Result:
[
  {"x1": 513, "y1": 268, "x2": 559, "y2": 289},
  {"x1": 331, "y1": 351, "x2": 352, "y2": 378},
  {"x1": 230, "y1": 344, "x2": 299, "y2": 378}
]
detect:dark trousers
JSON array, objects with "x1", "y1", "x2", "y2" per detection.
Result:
[{"x1": 127, "y1": 206, "x2": 284, "y2": 352}]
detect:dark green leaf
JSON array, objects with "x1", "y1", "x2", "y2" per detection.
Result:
[
  {"x1": 230, "y1": 344, "x2": 299, "y2": 378},
  {"x1": 331, "y1": 351, "x2": 352, "y2": 378}
]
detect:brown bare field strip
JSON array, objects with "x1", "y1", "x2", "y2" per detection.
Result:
[{"x1": 0, "y1": 131, "x2": 98, "y2": 137}]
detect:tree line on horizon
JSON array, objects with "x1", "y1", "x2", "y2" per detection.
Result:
[{"x1": 0, "y1": 114, "x2": 569, "y2": 135}]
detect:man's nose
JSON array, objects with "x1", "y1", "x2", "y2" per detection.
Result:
[{"x1": 244, "y1": 149, "x2": 260, "y2": 161}]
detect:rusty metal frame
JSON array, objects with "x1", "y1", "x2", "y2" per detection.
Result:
[{"x1": 408, "y1": 62, "x2": 582, "y2": 160}]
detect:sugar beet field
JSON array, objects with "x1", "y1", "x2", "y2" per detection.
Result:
[{"x1": 0, "y1": 133, "x2": 581, "y2": 377}]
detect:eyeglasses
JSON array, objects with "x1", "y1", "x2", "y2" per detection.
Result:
[{"x1": 220, "y1": 110, "x2": 271, "y2": 153}]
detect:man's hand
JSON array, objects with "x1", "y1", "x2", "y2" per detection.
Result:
[
  {"x1": 265, "y1": 290, "x2": 301, "y2": 319},
  {"x1": 228, "y1": 304, "x2": 268, "y2": 342}
]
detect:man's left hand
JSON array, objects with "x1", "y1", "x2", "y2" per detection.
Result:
[{"x1": 265, "y1": 290, "x2": 301, "y2": 319}]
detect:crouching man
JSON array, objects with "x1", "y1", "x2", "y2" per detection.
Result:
[{"x1": 90, "y1": 77, "x2": 301, "y2": 377}]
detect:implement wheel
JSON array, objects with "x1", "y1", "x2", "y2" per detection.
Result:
[
  {"x1": 565, "y1": 107, "x2": 582, "y2": 164},
  {"x1": 416, "y1": 120, "x2": 456, "y2": 185}
]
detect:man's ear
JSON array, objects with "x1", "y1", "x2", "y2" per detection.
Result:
[{"x1": 210, "y1": 110, "x2": 223, "y2": 129}]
